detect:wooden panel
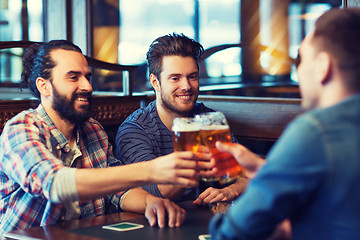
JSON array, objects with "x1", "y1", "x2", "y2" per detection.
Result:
[
  {"x1": 1, "y1": 95, "x2": 303, "y2": 155},
  {"x1": 91, "y1": 95, "x2": 143, "y2": 126},
  {"x1": 0, "y1": 99, "x2": 38, "y2": 133},
  {"x1": 0, "y1": 96, "x2": 145, "y2": 134},
  {"x1": 198, "y1": 95, "x2": 303, "y2": 141}
]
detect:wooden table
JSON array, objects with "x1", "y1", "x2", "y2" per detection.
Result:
[{"x1": 4, "y1": 202, "x2": 213, "y2": 240}]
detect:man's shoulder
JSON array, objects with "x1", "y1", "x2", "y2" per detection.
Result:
[
  {"x1": 4, "y1": 108, "x2": 40, "y2": 127},
  {"x1": 83, "y1": 117, "x2": 105, "y2": 130},
  {"x1": 189, "y1": 102, "x2": 215, "y2": 116},
  {"x1": 122, "y1": 100, "x2": 158, "y2": 125},
  {"x1": 297, "y1": 94, "x2": 360, "y2": 128},
  {"x1": 1, "y1": 107, "x2": 49, "y2": 142}
]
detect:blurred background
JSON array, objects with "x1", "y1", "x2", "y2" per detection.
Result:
[{"x1": 0, "y1": 0, "x2": 348, "y2": 99}]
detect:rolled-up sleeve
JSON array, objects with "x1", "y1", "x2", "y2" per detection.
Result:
[{"x1": 2, "y1": 114, "x2": 64, "y2": 200}]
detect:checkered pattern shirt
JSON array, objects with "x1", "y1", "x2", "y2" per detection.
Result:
[{"x1": 0, "y1": 105, "x2": 122, "y2": 237}]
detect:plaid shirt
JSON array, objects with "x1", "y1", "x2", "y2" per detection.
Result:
[{"x1": 0, "y1": 105, "x2": 122, "y2": 237}]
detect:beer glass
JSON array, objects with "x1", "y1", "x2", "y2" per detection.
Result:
[
  {"x1": 172, "y1": 117, "x2": 201, "y2": 153},
  {"x1": 197, "y1": 112, "x2": 244, "y2": 184}
]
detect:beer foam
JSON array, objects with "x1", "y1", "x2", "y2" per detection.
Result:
[
  {"x1": 172, "y1": 124, "x2": 200, "y2": 132},
  {"x1": 201, "y1": 125, "x2": 229, "y2": 130}
]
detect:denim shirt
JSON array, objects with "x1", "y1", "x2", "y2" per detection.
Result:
[{"x1": 209, "y1": 94, "x2": 360, "y2": 240}]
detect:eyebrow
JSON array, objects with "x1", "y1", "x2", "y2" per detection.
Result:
[
  {"x1": 167, "y1": 71, "x2": 198, "y2": 77},
  {"x1": 188, "y1": 71, "x2": 199, "y2": 76},
  {"x1": 66, "y1": 71, "x2": 92, "y2": 79},
  {"x1": 168, "y1": 73, "x2": 182, "y2": 78}
]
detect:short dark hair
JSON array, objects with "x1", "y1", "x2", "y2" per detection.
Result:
[
  {"x1": 146, "y1": 33, "x2": 204, "y2": 80},
  {"x1": 313, "y1": 8, "x2": 360, "y2": 91},
  {"x1": 21, "y1": 40, "x2": 82, "y2": 99}
]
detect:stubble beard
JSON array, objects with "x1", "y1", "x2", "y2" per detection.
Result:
[{"x1": 160, "y1": 89, "x2": 198, "y2": 116}]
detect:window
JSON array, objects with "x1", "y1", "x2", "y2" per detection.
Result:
[
  {"x1": 0, "y1": 0, "x2": 344, "y2": 98},
  {"x1": 0, "y1": 0, "x2": 43, "y2": 90}
]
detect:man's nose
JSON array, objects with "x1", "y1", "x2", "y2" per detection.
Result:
[
  {"x1": 79, "y1": 76, "x2": 93, "y2": 92},
  {"x1": 179, "y1": 78, "x2": 191, "y2": 91}
]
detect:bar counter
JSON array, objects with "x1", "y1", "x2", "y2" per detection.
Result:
[{"x1": 4, "y1": 201, "x2": 213, "y2": 240}]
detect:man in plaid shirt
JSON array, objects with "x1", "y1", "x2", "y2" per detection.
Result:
[{"x1": 0, "y1": 40, "x2": 211, "y2": 237}]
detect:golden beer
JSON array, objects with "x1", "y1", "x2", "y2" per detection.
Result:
[
  {"x1": 197, "y1": 112, "x2": 244, "y2": 184},
  {"x1": 172, "y1": 130, "x2": 200, "y2": 153},
  {"x1": 172, "y1": 117, "x2": 201, "y2": 153}
]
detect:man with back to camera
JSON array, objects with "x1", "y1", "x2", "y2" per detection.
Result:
[
  {"x1": 115, "y1": 33, "x2": 248, "y2": 205},
  {"x1": 209, "y1": 8, "x2": 360, "y2": 239},
  {"x1": 0, "y1": 40, "x2": 213, "y2": 237}
]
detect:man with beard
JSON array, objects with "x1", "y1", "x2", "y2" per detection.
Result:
[
  {"x1": 115, "y1": 33, "x2": 247, "y2": 205},
  {"x1": 209, "y1": 8, "x2": 360, "y2": 239},
  {"x1": 0, "y1": 40, "x2": 213, "y2": 237}
]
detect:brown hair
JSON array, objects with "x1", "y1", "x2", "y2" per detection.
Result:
[
  {"x1": 146, "y1": 33, "x2": 204, "y2": 80},
  {"x1": 313, "y1": 8, "x2": 360, "y2": 91},
  {"x1": 22, "y1": 40, "x2": 82, "y2": 99}
]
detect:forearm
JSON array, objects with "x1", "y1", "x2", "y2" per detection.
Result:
[
  {"x1": 75, "y1": 162, "x2": 152, "y2": 200},
  {"x1": 158, "y1": 184, "x2": 187, "y2": 201},
  {"x1": 222, "y1": 177, "x2": 248, "y2": 198},
  {"x1": 121, "y1": 187, "x2": 153, "y2": 213},
  {"x1": 75, "y1": 151, "x2": 204, "y2": 200}
]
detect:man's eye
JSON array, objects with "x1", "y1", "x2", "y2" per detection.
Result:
[
  {"x1": 70, "y1": 75, "x2": 78, "y2": 80},
  {"x1": 190, "y1": 75, "x2": 198, "y2": 80},
  {"x1": 171, "y1": 77, "x2": 179, "y2": 81},
  {"x1": 295, "y1": 53, "x2": 301, "y2": 68}
]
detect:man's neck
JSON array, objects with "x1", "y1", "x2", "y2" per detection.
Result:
[
  {"x1": 318, "y1": 79, "x2": 353, "y2": 109},
  {"x1": 155, "y1": 101, "x2": 188, "y2": 131},
  {"x1": 42, "y1": 102, "x2": 76, "y2": 143}
]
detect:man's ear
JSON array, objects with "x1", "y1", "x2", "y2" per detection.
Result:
[
  {"x1": 316, "y1": 52, "x2": 331, "y2": 85},
  {"x1": 150, "y1": 73, "x2": 161, "y2": 92},
  {"x1": 36, "y1": 77, "x2": 51, "y2": 97}
]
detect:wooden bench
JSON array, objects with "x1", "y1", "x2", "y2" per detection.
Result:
[
  {"x1": 197, "y1": 95, "x2": 303, "y2": 155},
  {"x1": 0, "y1": 96, "x2": 145, "y2": 152},
  {"x1": 0, "y1": 95, "x2": 303, "y2": 156}
]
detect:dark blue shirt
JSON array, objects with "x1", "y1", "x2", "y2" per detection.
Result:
[{"x1": 115, "y1": 100, "x2": 214, "y2": 200}]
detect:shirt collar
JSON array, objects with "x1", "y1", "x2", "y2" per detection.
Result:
[{"x1": 35, "y1": 104, "x2": 76, "y2": 152}]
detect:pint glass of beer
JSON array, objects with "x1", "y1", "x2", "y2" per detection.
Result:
[
  {"x1": 172, "y1": 117, "x2": 201, "y2": 153},
  {"x1": 197, "y1": 112, "x2": 244, "y2": 184}
]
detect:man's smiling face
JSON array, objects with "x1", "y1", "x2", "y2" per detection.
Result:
[
  {"x1": 49, "y1": 49, "x2": 93, "y2": 123},
  {"x1": 157, "y1": 55, "x2": 199, "y2": 116}
]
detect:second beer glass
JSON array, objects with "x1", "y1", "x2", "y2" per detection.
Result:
[{"x1": 197, "y1": 112, "x2": 244, "y2": 184}]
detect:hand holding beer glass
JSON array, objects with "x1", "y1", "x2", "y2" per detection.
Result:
[
  {"x1": 172, "y1": 117, "x2": 215, "y2": 181},
  {"x1": 197, "y1": 112, "x2": 244, "y2": 184}
]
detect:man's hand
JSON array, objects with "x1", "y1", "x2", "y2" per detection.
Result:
[
  {"x1": 215, "y1": 142, "x2": 265, "y2": 179},
  {"x1": 193, "y1": 187, "x2": 234, "y2": 205},
  {"x1": 267, "y1": 219, "x2": 292, "y2": 240},
  {"x1": 148, "y1": 151, "x2": 213, "y2": 187},
  {"x1": 144, "y1": 196, "x2": 186, "y2": 228},
  {"x1": 193, "y1": 177, "x2": 248, "y2": 205},
  {"x1": 122, "y1": 188, "x2": 186, "y2": 228}
]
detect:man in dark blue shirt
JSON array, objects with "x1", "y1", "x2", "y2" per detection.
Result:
[{"x1": 116, "y1": 33, "x2": 247, "y2": 204}]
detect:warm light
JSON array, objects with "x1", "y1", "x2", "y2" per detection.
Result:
[{"x1": 291, "y1": 12, "x2": 324, "y2": 20}]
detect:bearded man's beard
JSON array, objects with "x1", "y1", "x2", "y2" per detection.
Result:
[{"x1": 52, "y1": 87, "x2": 93, "y2": 124}]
